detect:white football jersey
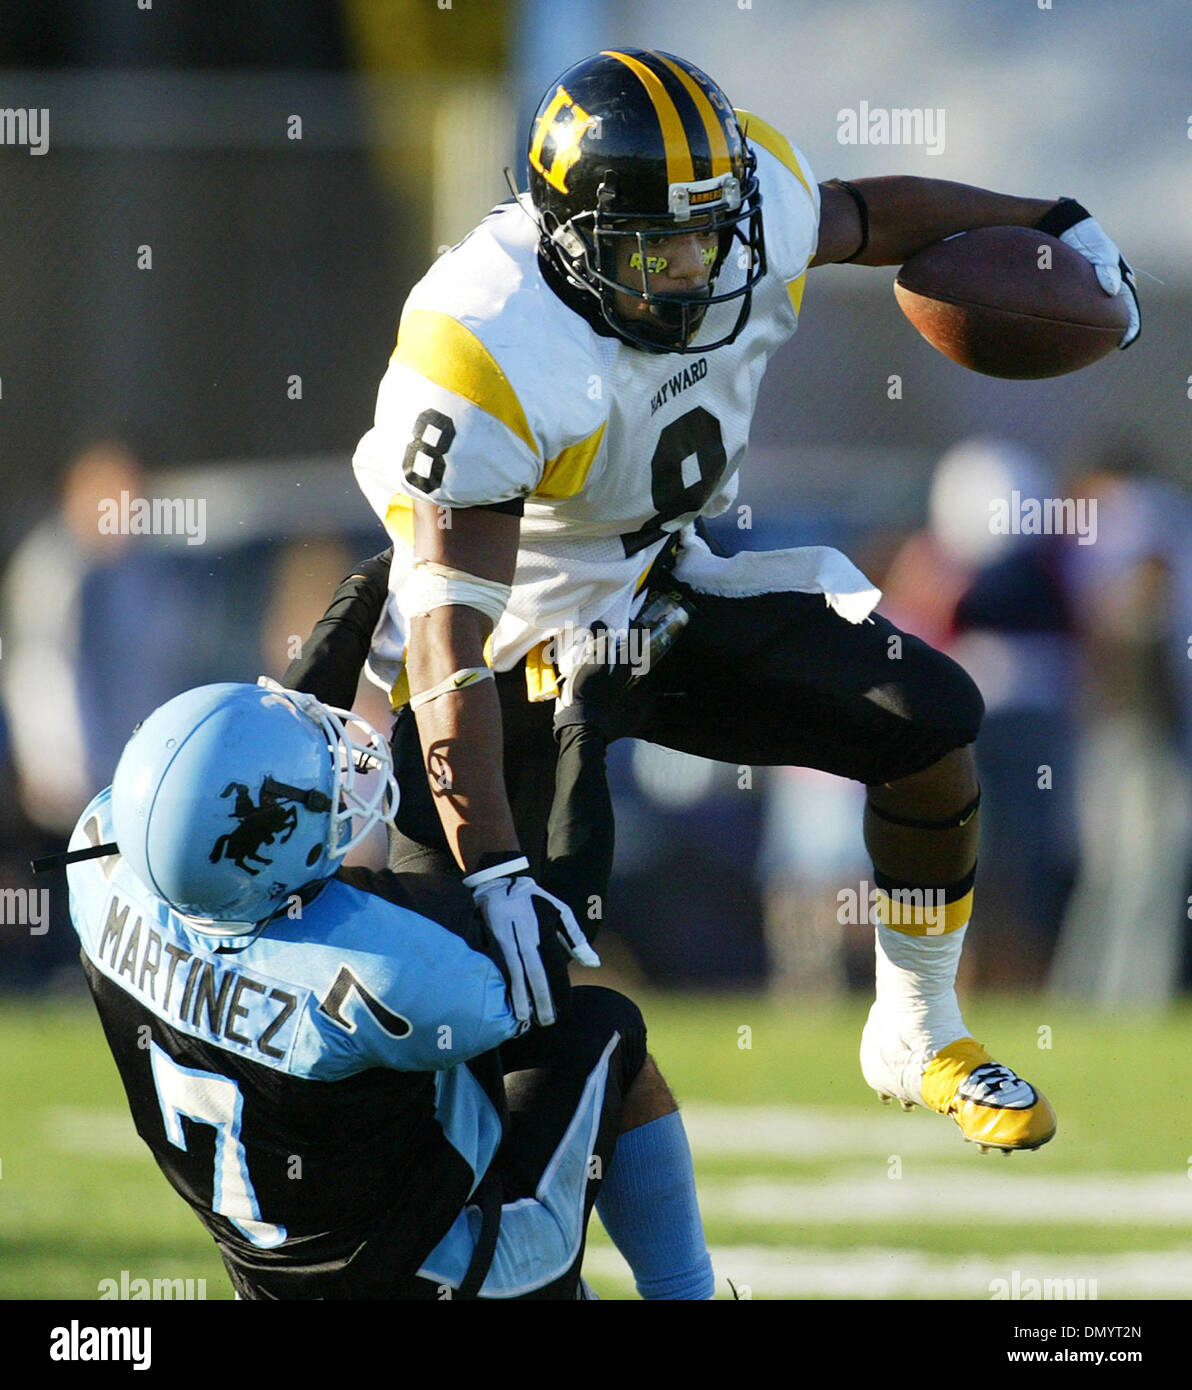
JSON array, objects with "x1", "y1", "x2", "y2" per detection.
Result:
[{"x1": 353, "y1": 113, "x2": 820, "y2": 698}]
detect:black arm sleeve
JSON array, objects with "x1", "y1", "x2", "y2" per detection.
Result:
[
  {"x1": 541, "y1": 721, "x2": 615, "y2": 944},
  {"x1": 282, "y1": 547, "x2": 393, "y2": 709}
]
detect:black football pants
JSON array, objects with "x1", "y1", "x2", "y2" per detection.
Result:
[{"x1": 387, "y1": 584, "x2": 984, "y2": 917}]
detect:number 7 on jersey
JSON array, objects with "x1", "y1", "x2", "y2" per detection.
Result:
[{"x1": 149, "y1": 1042, "x2": 288, "y2": 1249}]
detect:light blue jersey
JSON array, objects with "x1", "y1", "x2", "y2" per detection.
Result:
[{"x1": 67, "y1": 790, "x2": 618, "y2": 1298}]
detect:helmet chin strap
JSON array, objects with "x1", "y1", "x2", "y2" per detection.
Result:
[
  {"x1": 607, "y1": 278, "x2": 715, "y2": 351},
  {"x1": 638, "y1": 301, "x2": 693, "y2": 342}
]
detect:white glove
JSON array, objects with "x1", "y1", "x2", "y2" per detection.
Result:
[
  {"x1": 463, "y1": 857, "x2": 600, "y2": 1030},
  {"x1": 1037, "y1": 198, "x2": 1140, "y2": 347}
]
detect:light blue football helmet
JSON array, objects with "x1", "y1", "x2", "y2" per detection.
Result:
[{"x1": 110, "y1": 678, "x2": 398, "y2": 936}]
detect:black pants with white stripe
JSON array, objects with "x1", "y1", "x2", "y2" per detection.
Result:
[{"x1": 406, "y1": 985, "x2": 647, "y2": 1300}]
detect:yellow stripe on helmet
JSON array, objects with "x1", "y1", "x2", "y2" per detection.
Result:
[
  {"x1": 654, "y1": 53, "x2": 732, "y2": 178},
  {"x1": 602, "y1": 49, "x2": 694, "y2": 188}
]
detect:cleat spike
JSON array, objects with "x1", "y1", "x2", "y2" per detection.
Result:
[
  {"x1": 978, "y1": 1143, "x2": 992, "y2": 1153},
  {"x1": 899, "y1": 1099, "x2": 914, "y2": 1111},
  {"x1": 877, "y1": 1093, "x2": 893, "y2": 1105}
]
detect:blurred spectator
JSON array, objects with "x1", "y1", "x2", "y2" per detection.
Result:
[
  {"x1": 0, "y1": 436, "x2": 261, "y2": 834},
  {"x1": 0, "y1": 438, "x2": 383, "y2": 987},
  {"x1": 1, "y1": 438, "x2": 143, "y2": 831},
  {"x1": 1048, "y1": 440, "x2": 1192, "y2": 1006},
  {"x1": 882, "y1": 438, "x2": 1080, "y2": 988}
]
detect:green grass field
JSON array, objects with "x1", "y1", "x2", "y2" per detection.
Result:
[{"x1": 3, "y1": 991, "x2": 1190, "y2": 1300}]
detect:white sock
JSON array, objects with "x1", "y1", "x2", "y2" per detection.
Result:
[{"x1": 866, "y1": 924, "x2": 969, "y2": 1104}]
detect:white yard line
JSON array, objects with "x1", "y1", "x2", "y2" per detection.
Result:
[
  {"x1": 45, "y1": 1107, "x2": 143, "y2": 1156},
  {"x1": 48, "y1": 1102, "x2": 1192, "y2": 1229},
  {"x1": 583, "y1": 1245, "x2": 1192, "y2": 1299},
  {"x1": 682, "y1": 1103, "x2": 960, "y2": 1157},
  {"x1": 695, "y1": 1171, "x2": 1192, "y2": 1224}
]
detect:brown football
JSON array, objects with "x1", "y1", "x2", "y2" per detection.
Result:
[{"x1": 894, "y1": 225, "x2": 1130, "y2": 378}]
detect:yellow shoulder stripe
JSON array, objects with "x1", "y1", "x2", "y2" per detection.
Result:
[
  {"x1": 787, "y1": 271, "x2": 807, "y2": 316},
  {"x1": 734, "y1": 108, "x2": 813, "y2": 200},
  {"x1": 389, "y1": 668, "x2": 410, "y2": 711},
  {"x1": 393, "y1": 308, "x2": 538, "y2": 457},
  {"x1": 535, "y1": 421, "x2": 606, "y2": 499},
  {"x1": 384, "y1": 491, "x2": 415, "y2": 547},
  {"x1": 603, "y1": 49, "x2": 694, "y2": 187}
]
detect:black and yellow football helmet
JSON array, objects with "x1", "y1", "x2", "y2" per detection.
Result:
[{"x1": 525, "y1": 49, "x2": 765, "y2": 353}]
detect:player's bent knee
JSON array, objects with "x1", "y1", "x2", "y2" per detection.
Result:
[
  {"x1": 865, "y1": 649, "x2": 984, "y2": 785},
  {"x1": 571, "y1": 985, "x2": 648, "y2": 1088},
  {"x1": 571, "y1": 984, "x2": 645, "y2": 1036},
  {"x1": 915, "y1": 642, "x2": 985, "y2": 748},
  {"x1": 944, "y1": 654, "x2": 985, "y2": 746}
]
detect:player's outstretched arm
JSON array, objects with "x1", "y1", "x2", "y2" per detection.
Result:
[
  {"x1": 811, "y1": 176, "x2": 1056, "y2": 268},
  {"x1": 811, "y1": 177, "x2": 1139, "y2": 346}
]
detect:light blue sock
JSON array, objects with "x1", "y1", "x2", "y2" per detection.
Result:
[{"x1": 595, "y1": 1110, "x2": 715, "y2": 1300}]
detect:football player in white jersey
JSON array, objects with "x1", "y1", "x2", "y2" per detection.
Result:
[{"x1": 351, "y1": 49, "x2": 1140, "y2": 1155}]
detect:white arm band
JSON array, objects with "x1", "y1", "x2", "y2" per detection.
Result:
[
  {"x1": 462, "y1": 855, "x2": 529, "y2": 888},
  {"x1": 408, "y1": 665, "x2": 494, "y2": 710},
  {"x1": 405, "y1": 559, "x2": 511, "y2": 629}
]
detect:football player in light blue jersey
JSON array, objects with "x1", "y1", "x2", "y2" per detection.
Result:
[{"x1": 61, "y1": 639, "x2": 713, "y2": 1299}]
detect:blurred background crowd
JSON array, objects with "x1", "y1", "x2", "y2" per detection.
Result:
[{"x1": 1, "y1": 0, "x2": 1188, "y2": 1002}]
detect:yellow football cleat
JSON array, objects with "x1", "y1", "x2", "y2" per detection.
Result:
[
  {"x1": 862, "y1": 1013, "x2": 1056, "y2": 1153},
  {"x1": 918, "y1": 1038, "x2": 1056, "y2": 1152}
]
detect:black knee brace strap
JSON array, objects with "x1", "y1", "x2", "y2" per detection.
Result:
[{"x1": 866, "y1": 789, "x2": 981, "y2": 833}]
